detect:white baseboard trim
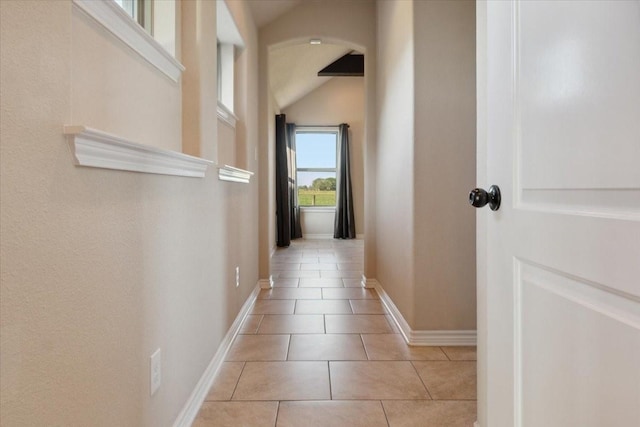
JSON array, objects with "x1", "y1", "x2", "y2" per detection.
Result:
[
  {"x1": 374, "y1": 280, "x2": 477, "y2": 346},
  {"x1": 258, "y1": 276, "x2": 274, "y2": 289},
  {"x1": 360, "y1": 274, "x2": 376, "y2": 289},
  {"x1": 373, "y1": 280, "x2": 412, "y2": 343},
  {"x1": 409, "y1": 329, "x2": 477, "y2": 346},
  {"x1": 298, "y1": 234, "x2": 365, "y2": 240},
  {"x1": 172, "y1": 284, "x2": 260, "y2": 427}
]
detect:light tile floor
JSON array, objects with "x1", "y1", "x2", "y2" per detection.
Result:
[{"x1": 194, "y1": 239, "x2": 477, "y2": 427}]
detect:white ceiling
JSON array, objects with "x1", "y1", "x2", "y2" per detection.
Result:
[
  {"x1": 247, "y1": 0, "x2": 357, "y2": 110},
  {"x1": 269, "y1": 44, "x2": 351, "y2": 109}
]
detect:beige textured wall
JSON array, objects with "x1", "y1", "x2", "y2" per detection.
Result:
[
  {"x1": 182, "y1": 0, "x2": 218, "y2": 161},
  {"x1": 283, "y1": 77, "x2": 365, "y2": 237},
  {"x1": 258, "y1": 0, "x2": 376, "y2": 279},
  {"x1": 413, "y1": 0, "x2": 477, "y2": 330},
  {"x1": 299, "y1": 210, "x2": 335, "y2": 237},
  {"x1": 71, "y1": 6, "x2": 182, "y2": 152},
  {"x1": 258, "y1": 91, "x2": 280, "y2": 279},
  {"x1": 225, "y1": 0, "x2": 260, "y2": 306},
  {"x1": 375, "y1": 0, "x2": 476, "y2": 330},
  {"x1": 0, "y1": 1, "x2": 259, "y2": 426},
  {"x1": 228, "y1": 0, "x2": 259, "y2": 172},
  {"x1": 217, "y1": 120, "x2": 237, "y2": 167},
  {"x1": 375, "y1": 0, "x2": 416, "y2": 325}
]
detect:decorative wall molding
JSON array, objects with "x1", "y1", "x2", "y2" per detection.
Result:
[
  {"x1": 172, "y1": 284, "x2": 260, "y2": 427},
  {"x1": 64, "y1": 126, "x2": 213, "y2": 177},
  {"x1": 218, "y1": 165, "x2": 254, "y2": 184},
  {"x1": 374, "y1": 280, "x2": 477, "y2": 346},
  {"x1": 72, "y1": 0, "x2": 184, "y2": 82},
  {"x1": 217, "y1": 103, "x2": 238, "y2": 128}
]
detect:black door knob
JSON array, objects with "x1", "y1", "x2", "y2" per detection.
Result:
[{"x1": 469, "y1": 185, "x2": 501, "y2": 211}]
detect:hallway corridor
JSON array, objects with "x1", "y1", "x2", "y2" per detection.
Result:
[{"x1": 194, "y1": 239, "x2": 477, "y2": 426}]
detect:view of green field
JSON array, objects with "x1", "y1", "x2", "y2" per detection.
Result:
[{"x1": 298, "y1": 190, "x2": 336, "y2": 206}]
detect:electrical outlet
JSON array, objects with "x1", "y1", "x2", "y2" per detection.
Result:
[
  {"x1": 150, "y1": 348, "x2": 161, "y2": 396},
  {"x1": 235, "y1": 266, "x2": 240, "y2": 287}
]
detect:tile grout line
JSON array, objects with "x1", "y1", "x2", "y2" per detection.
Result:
[
  {"x1": 410, "y1": 360, "x2": 434, "y2": 400},
  {"x1": 442, "y1": 346, "x2": 452, "y2": 361},
  {"x1": 274, "y1": 400, "x2": 281, "y2": 427},
  {"x1": 255, "y1": 315, "x2": 265, "y2": 334},
  {"x1": 359, "y1": 333, "x2": 371, "y2": 360},
  {"x1": 327, "y1": 361, "x2": 333, "y2": 400},
  {"x1": 229, "y1": 361, "x2": 247, "y2": 401},
  {"x1": 379, "y1": 400, "x2": 391, "y2": 427},
  {"x1": 285, "y1": 333, "x2": 293, "y2": 361}
]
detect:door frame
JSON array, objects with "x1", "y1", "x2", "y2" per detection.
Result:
[{"x1": 475, "y1": 2, "x2": 489, "y2": 426}]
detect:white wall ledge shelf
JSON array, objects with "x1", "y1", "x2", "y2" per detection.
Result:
[
  {"x1": 218, "y1": 165, "x2": 254, "y2": 184},
  {"x1": 72, "y1": 0, "x2": 185, "y2": 82},
  {"x1": 64, "y1": 126, "x2": 213, "y2": 177}
]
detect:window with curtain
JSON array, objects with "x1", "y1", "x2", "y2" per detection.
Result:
[{"x1": 295, "y1": 128, "x2": 338, "y2": 207}]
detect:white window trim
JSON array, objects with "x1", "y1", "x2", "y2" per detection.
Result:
[
  {"x1": 72, "y1": 0, "x2": 184, "y2": 82},
  {"x1": 296, "y1": 127, "x2": 339, "y2": 207},
  {"x1": 64, "y1": 125, "x2": 213, "y2": 177},
  {"x1": 296, "y1": 126, "x2": 340, "y2": 133},
  {"x1": 300, "y1": 206, "x2": 336, "y2": 213},
  {"x1": 217, "y1": 101, "x2": 238, "y2": 129},
  {"x1": 216, "y1": 0, "x2": 245, "y2": 116}
]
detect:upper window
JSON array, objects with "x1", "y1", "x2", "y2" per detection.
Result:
[
  {"x1": 217, "y1": 42, "x2": 235, "y2": 114},
  {"x1": 73, "y1": 0, "x2": 182, "y2": 81},
  {"x1": 216, "y1": 0, "x2": 245, "y2": 119},
  {"x1": 114, "y1": 0, "x2": 152, "y2": 33},
  {"x1": 296, "y1": 129, "x2": 338, "y2": 207}
]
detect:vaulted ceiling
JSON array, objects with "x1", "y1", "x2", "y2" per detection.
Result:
[
  {"x1": 269, "y1": 44, "x2": 352, "y2": 109},
  {"x1": 246, "y1": 0, "x2": 360, "y2": 110}
]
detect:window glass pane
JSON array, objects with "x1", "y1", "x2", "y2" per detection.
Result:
[
  {"x1": 297, "y1": 171, "x2": 336, "y2": 206},
  {"x1": 114, "y1": 0, "x2": 136, "y2": 20},
  {"x1": 296, "y1": 132, "x2": 337, "y2": 168}
]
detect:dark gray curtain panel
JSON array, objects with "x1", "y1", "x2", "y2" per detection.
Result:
[
  {"x1": 334, "y1": 123, "x2": 356, "y2": 239},
  {"x1": 275, "y1": 114, "x2": 291, "y2": 247},
  {"x1": 286, "y1": 123, "x2": 303, "y2": 239}
]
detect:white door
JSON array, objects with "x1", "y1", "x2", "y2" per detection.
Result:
[{"x1": 477, "y1": 1, "x2": 640, "y2": 426}]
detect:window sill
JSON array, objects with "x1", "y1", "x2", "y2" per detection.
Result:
[
  {"x1": 218, "y1": 165, "x2": 254, "y2": 184},
  {"x1": 72, "y1": 0, "x2": 185, "y2": 82},
  {"x1": 300, "y1": 206, "x2": 336, "y2": 213},
  {"x1": 64, "y1": 125, "x2": 213, "y2": 177},
  {"x1": 217, "y1": 102, "x2": 238, "y2": 128}
]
